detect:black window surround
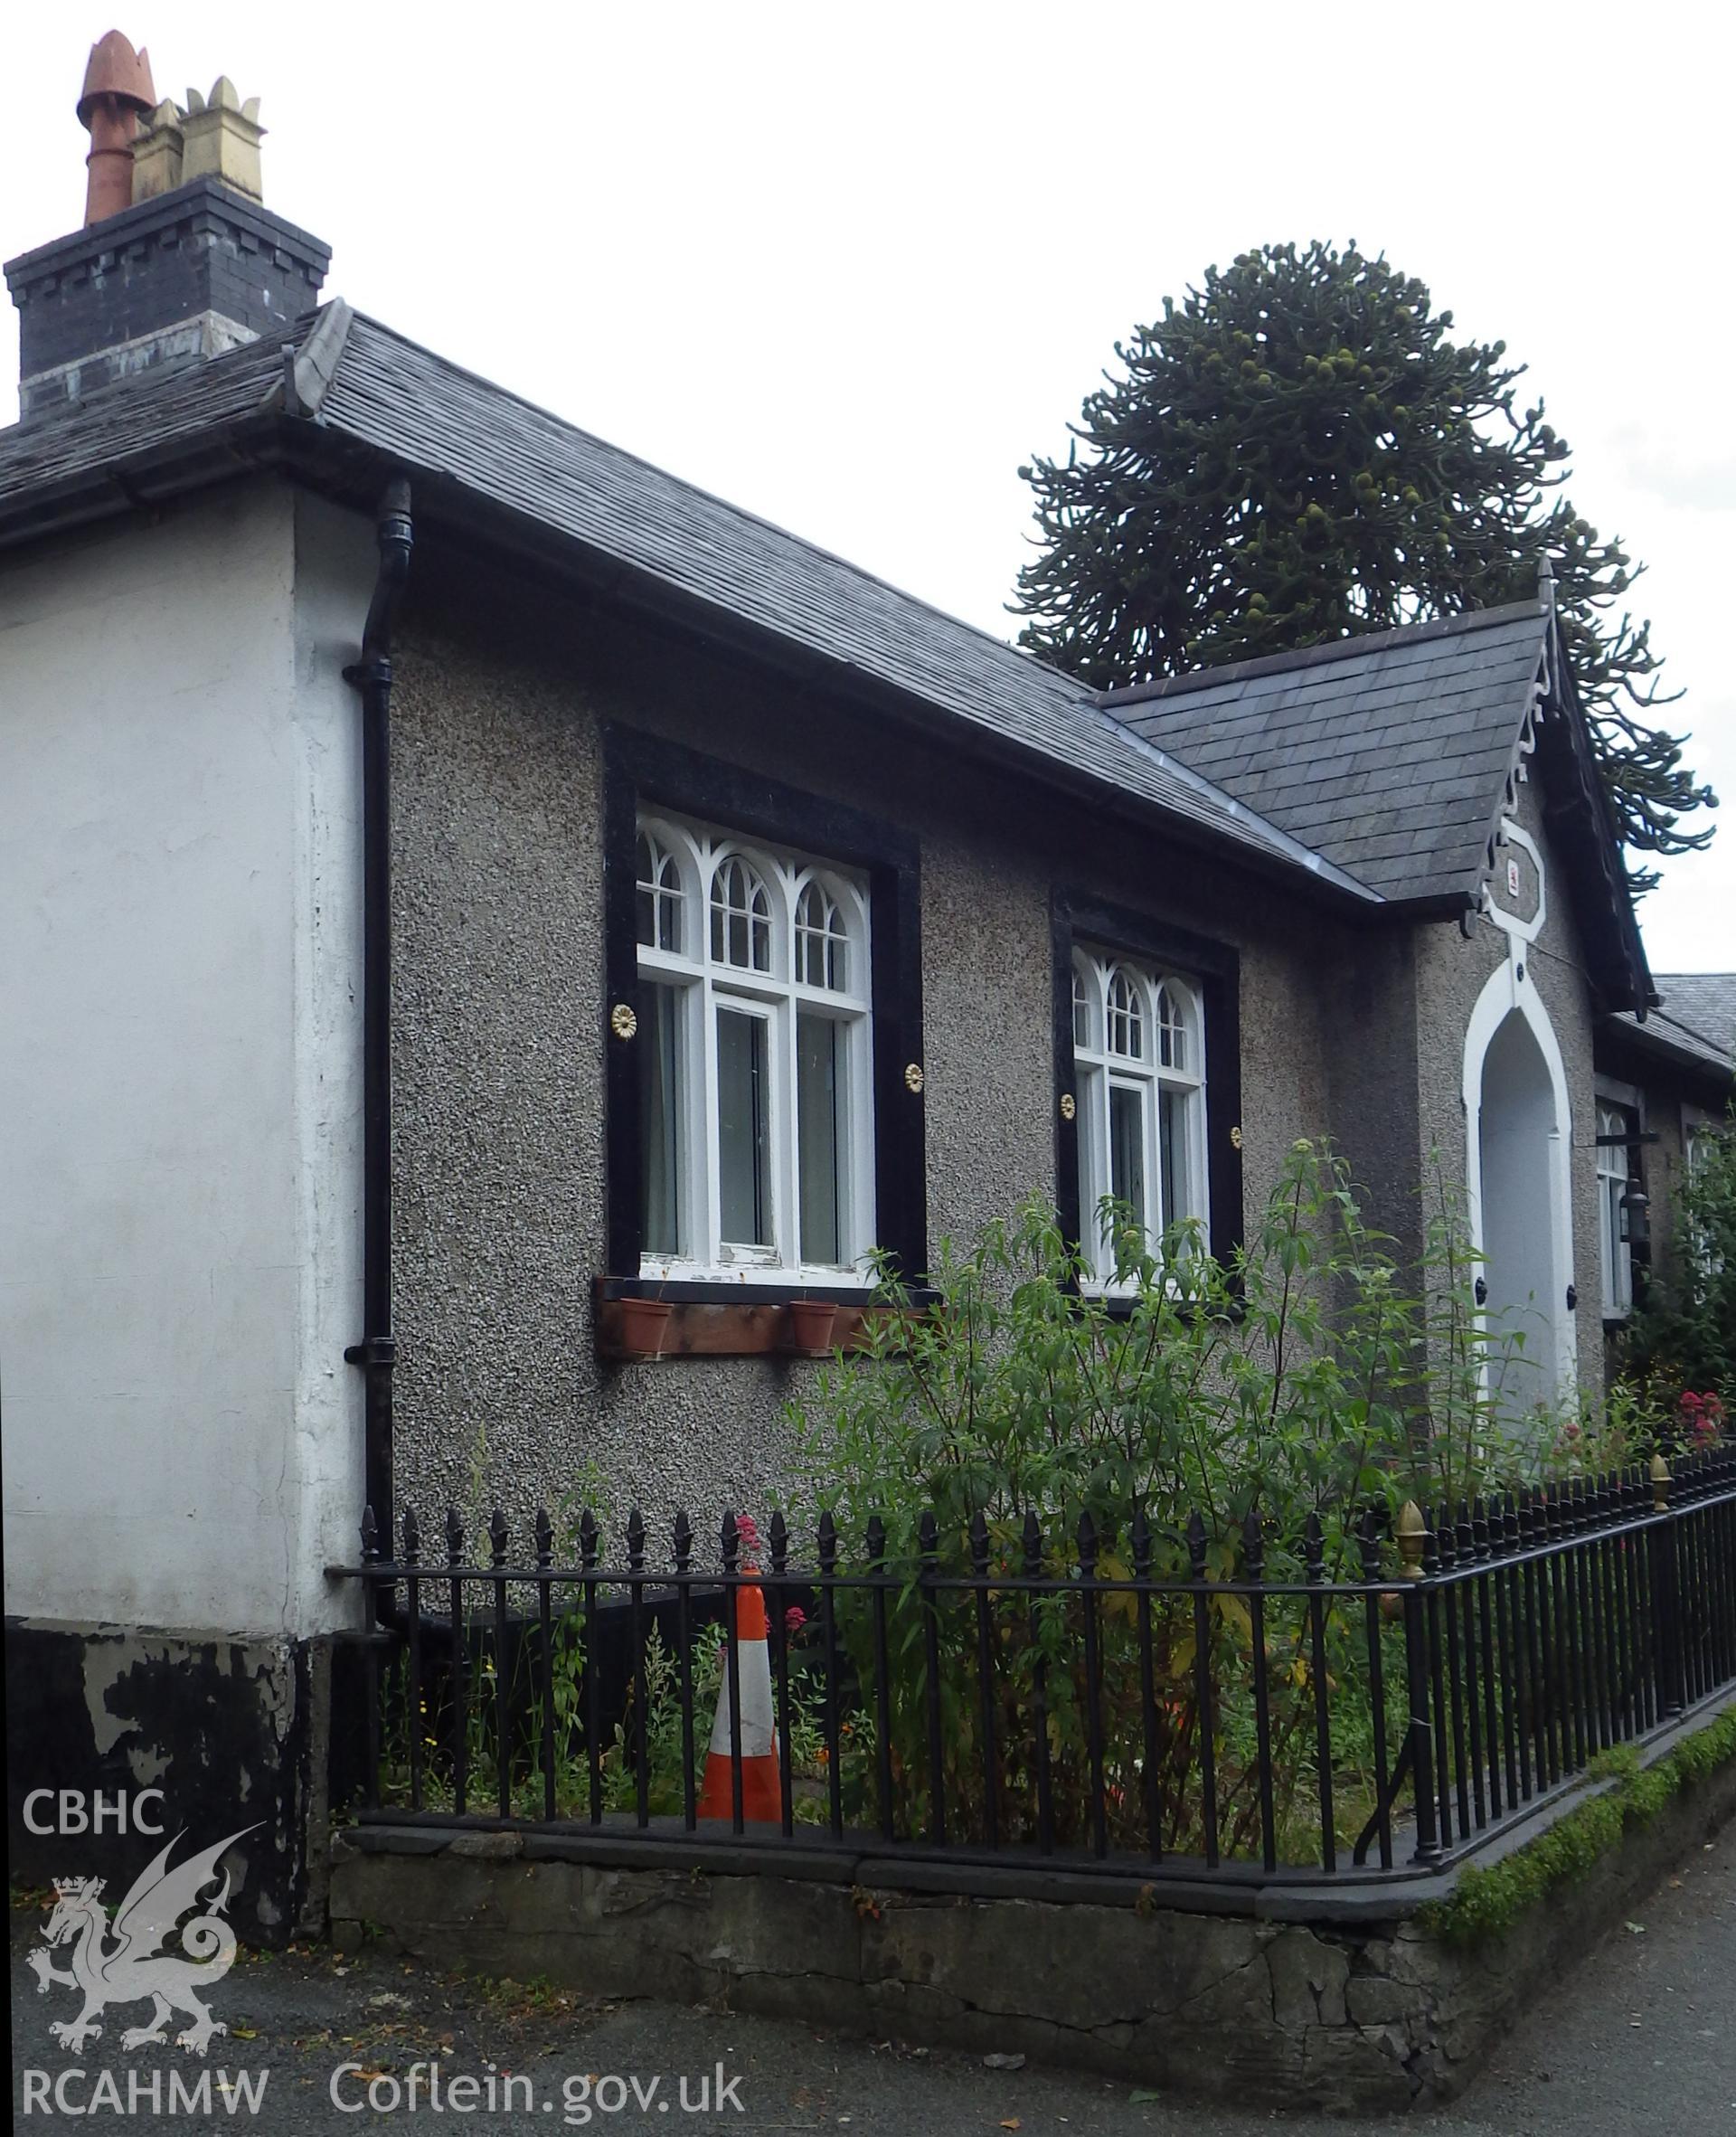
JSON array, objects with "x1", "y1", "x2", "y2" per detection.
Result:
[
  {"x1": 1051, "y1": 888, "x2": 1244, "y2": 1272},
  {"x1": 602, "y1": 723, "x2": 927, "y2": 1301}
]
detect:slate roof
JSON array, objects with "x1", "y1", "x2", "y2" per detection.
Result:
[
  {"x1": 0, "y1": 303, "x2": 1649, "y2": 979},
  {"x1": 1100, "y1": 606, "x2": 1550, "y2": 903},
  {"x1": 1655, "y1": 974, "x2": 1736, "y2": 1062},
  {"x1": 0, "y1": 307, "x2": 1366, "y2": 903},
  {"x1": 1609, "y1": 975, "x2": 1736, "y2": 1079}
]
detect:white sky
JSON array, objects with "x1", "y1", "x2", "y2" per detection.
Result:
[{"x1": 5, "y1": 4, "x2": 1731, "y2": 975}]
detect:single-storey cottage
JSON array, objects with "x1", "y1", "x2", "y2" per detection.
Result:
[{"x1": 2, "y1": 37, "x2": 1730, "y2": 1929}]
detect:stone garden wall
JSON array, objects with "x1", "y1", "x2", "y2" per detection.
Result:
[{"x1": 331, "y1": 1708, "x2": 1736, "y2": 2112}]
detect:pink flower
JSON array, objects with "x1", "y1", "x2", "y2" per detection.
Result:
[
  {"x1": 784, "y1": 1606, "x2": 807, "y2": 1638},
  {"x1": 732, "y1": 1512, "x2": 761, "y2": 1556}
]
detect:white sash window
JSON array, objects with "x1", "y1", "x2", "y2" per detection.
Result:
[
  {"x1": 635, "y1": 815, "x2": 874, "y2": 1281},
  {"x1": 1072, "y1": 945, "x2": 1208, "y2": 1283}
]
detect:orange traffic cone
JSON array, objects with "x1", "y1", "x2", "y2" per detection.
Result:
[{"x1": 696, "y1": 1560, "x2": 784, "y2": 1823}]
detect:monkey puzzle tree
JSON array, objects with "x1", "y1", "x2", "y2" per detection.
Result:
[{"x1": 1014, "y1": 241, "x2": 1714, "y2": 893}]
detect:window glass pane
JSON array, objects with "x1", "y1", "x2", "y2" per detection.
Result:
[
  {"x1": 1108, "y1": 969, "x2": 1144, "y2": 1059},
  {"x1": 1072, "y1": 968, "x2": 1090, "y2": 1048},
  {"x1": 1603, "y1": 1173, "x2": 1631, "y2": 1313},
  {"x1": 1158, "y1": 1085, "x2": 1185, "y2": 1234},
  {"x1": 1599, "y1": 1177, "x2": 1613, "y2": 1310},
  {"x1": 797, "y1": 1010, "x2": 844, "y2": 1264},
  {"x1": 717, "y1": 1006, "x2": 771, "y2": 1247},
  {"x1": 1156, "y1": 984, "x2": 1186, "y2": 1071},
  {"x1": 637, "y1": 833, "x2": 683, "y2": 952},
  {"x1": 638, "y1": 982, "x2": 683, "y2": 1256},
  {"x1": 1076, "y1": 1063, "x2": 1102, "y2": 1253},
  {"x1": 797, "y1": 884, "x2": 849, "y2": 993},
  {"x1": 711, "y1": 856, "x2": 770, "y2": 971},
  {"x1": 1109, "y1": 1082, "x2": 1147, "y2": 1228}
]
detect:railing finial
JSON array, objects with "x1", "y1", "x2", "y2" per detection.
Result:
[{"x1": 1395, "y1": 1499, "x2": 1427, "y2": 1578}]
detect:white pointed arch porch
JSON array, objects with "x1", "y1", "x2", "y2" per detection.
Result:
[{"x1": 1460, "y1": 954, "x2": 1579, "y2": 1408}]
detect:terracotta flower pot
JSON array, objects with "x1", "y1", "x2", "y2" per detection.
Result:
[
  {"x1": 618, "y1": 1296, "x2": 675, "y2": 1357},
  {"x1": 785, "y1": 1300, "x2": 838, "y2": 1357}
]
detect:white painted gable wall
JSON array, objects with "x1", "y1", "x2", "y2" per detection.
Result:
[{"x1": 0, "y1": 481, "x2": 371, "y2": 1637}]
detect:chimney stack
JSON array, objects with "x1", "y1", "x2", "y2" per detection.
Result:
[{"x1": 5, "y1": 33, "x2": 329, "y2": 422}]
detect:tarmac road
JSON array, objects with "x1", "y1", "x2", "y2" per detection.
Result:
[{"x1": 11, "y1": 1833, "x2": 1733, "y2": 2133}]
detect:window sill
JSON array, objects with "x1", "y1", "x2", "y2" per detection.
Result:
[
  {"x1": 1068, "y1": 1281, "x2": 1244, "y2": 1325},
  {"x1": 597, "y1": 1276, "x2": 939, "y2": 1307},
  {"x1": 593, "y1": 1278, "x2": 937, "y2": 1361}
]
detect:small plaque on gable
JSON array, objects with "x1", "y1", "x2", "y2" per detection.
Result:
[{"x1": 1490, "y1": 825, "x2": 1542, "y2": 927}]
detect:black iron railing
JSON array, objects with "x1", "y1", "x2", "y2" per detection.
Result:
[{"x1": 330, "y1": 1446, "x2": 1736, "y2": 1886}]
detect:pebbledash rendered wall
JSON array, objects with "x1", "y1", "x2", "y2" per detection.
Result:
[
  {"x1": 381, "y1": 541, "x2": 1382, "y2": 1540},
  {"x1": 1, "y1": 480, "x2": 373, "y2": 1934}
]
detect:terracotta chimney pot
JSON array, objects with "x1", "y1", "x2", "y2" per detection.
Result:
[{"x1": 77, "y1": 31, "x2": 156, "y2": 225}]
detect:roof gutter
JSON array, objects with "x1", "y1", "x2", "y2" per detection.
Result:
[{"x1": 1599, "y1": 1013, "x2": 1735, "y2": 1090}]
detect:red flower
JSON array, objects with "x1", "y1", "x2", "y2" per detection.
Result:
[{"x1": 784, "y1": 1606, "x2": 808, "y2": 1638}]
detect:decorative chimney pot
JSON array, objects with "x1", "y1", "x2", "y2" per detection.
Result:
[
  {"x1": 179, "y1": 77, "x2": 265, "y2": 202},
  {"x1": 130, "y1": 99, "x2": 185, "y2": 203},
  {"x1": 77, "y1": 31, "x2": 156, "y2": 225}
]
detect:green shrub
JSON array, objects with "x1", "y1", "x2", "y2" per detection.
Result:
[{"x1": 779, "y1": 1141, "x2": 1519, "y2": 1860}]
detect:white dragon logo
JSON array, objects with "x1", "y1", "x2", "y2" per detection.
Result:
[{"x1": 27, "y1": 1826, "x2": 259, "y2": 2057}]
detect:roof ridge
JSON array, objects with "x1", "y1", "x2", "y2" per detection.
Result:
[{"x1": 1098, "y1": 601, "x2": 1547, "y2": 708}]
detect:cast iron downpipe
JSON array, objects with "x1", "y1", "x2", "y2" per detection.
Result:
[{"x1": 344, "y1": 479, "x2": 413, "y2": 1559}]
